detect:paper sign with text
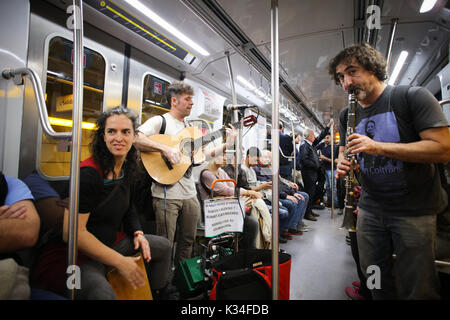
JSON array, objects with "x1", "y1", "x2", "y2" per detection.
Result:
[{"x1": 203, "y1": 198, "x2": 245, "y2": 237}]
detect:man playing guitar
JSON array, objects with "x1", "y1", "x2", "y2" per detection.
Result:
[{"x1": 134, "y1": 81, "x2": 237, "y2": 270}]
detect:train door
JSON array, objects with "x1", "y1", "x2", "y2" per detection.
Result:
[{"x1": 19, "y1": 1, "x2": 126, "y2": 180}]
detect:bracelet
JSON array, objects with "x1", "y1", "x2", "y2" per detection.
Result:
[{"x1": 134, "y1": 231, "x2": 144, "y2": 237}]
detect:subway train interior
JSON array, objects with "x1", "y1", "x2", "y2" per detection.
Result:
[{"x1": 1, "y1": 0, "x2": 450, "y2": 301}]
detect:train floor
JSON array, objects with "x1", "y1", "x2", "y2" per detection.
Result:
[{"x1": 281, "y1": 207, "x2": 358, "y2": 300}]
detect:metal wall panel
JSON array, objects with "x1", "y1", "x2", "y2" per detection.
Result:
[
  {"x1": 0, "y1": 0, "x2": 30, "y2": 177},
  {"x1": 127, "y1": 46, "x2": 180, "y2": 124}
]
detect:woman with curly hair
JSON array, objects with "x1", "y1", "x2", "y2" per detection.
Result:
[{"x1": 31, "y1": 106, "x2": 172, "y2": 299}]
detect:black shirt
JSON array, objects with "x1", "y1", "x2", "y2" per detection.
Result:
[
  {"x1": 62, "y1": 167, "x2": 141, "y2": 247},
  {"x1": 339, "y1": 85, "x2": 448, "y2": 216}
]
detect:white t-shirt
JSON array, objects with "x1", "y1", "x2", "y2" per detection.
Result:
[{"x1": 137, "y1": 113, "x2": 197, "y2": 200}]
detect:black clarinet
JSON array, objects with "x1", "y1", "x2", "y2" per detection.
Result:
[{"x1": 340, "y1": 91, "x2": 357, "y2": 232}]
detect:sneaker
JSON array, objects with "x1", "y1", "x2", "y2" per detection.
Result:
[
  {"x1": 288, "y1": 229, "x2": 303, "y2": 236},
  {"x1": 345, "y1": 287, "x2": 365, "y2": 300},
  {"x1": 299, "y1": 226, "x2": 311, "y2": 232},
  {"x1": 352, "y1": 280, "x2": 361, "y2": 288},
  {"x1": 281, "y1": 232, "x2": 293, "y2": 240},
  {"x1": 304, "y1": 214, "x2": 317, "y2": 221}
]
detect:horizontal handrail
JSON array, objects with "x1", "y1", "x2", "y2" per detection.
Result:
[
  {"x1": 2, "y1": 67, "x2": 71, "y2": 140},
  {"x1": 210, "y1": 178, "x2": 237, "y2": 190},
  {"x1": 440, "y1": 99, "x2": 450, "y2": 107},
  {"x1": 279, "y1": 146, "x2": 294, "y2": 159}
]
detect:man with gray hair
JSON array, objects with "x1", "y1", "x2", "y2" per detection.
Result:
[{"x1": 299, "y1": 120, "x2": 333, "y2": 221}]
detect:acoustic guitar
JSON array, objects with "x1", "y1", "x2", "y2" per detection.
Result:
[{"x1": 141, "y1": 116, "x2": 257, "y2": 185}]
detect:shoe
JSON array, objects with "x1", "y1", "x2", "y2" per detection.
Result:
[
  {"x1": 299, "y1": 226, "x2": 311, "y2": 232},
  {"x1": 352, "y1": 280, "x2": 361, "y2": 288},
  {"x1": 281, "y1": 232, "x2": 293, "y2": 240},
  {"x1": 304, "y1": 214, "x2": 317, "y2": 221},
  {"x1": 297, "y1": 221, "x2": 308, "y2": 229},
  {"x1": 311, "y1": 212, "x2": 320, "y2": 217},
  {"x1": 288, "y1": 229, "x2": 303, "y2": 236},
  {"x1": 345, "y1": 287, "x2": 365, "y2": 300},
  {"x1": 312, "y1": 204, "x2": 325, "y2": 210},
  {"x1": 279, "y1": 237, "x2": 287, "y2": 244}
]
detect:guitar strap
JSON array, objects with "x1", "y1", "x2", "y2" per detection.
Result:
[{"x1": 159, "y1": 115, "x2": 166, "y2": 134}]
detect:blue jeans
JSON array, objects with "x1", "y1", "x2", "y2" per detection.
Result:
[
  {"x1": 266, "y1": 203, "x2": 289, "y2": 233},
  {"x1": 356, "y1": 207, "x2": 440, "y2": 299},
  {"x1": 280, "y1": 192, "x2": 308, "y2": 231},
  {"x1": 325, "y1": 170, "x2": 338, "y2": 207},
  {"x1": 279, "y1": 205, "x2": 289, "y2": 232}
]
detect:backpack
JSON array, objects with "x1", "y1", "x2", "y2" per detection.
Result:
[{"x1": 390, "y1": 86, "x2": 450, "y2": 237}]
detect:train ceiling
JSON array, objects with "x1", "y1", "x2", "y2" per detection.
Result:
[{"x1": 48, "y1": 0, "x2": 449, "y2": 134}]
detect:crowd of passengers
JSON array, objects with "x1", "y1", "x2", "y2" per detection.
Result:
[
  {"x1": 0, "y1": 98, "x2": 337, "y2": 300},
  {"x1": 4, "y1": 40, "x2": 450, "y2": 300}
]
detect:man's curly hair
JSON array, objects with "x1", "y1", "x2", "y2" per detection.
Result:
[
  {"x1": 328, "y1": 43, "x2": 387, "y2": 85},
  {"x1": 90, "y1": 106, "x2": 138, "y2": 181}
]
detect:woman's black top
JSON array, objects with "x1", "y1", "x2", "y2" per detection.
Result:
[{"x1": 62, "y1": 166, "x2": 141, "y2": 247}]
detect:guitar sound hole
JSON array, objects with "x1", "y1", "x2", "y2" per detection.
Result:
[{"x1": 180, "y1": 138, "x2": 195, "y2": 157}]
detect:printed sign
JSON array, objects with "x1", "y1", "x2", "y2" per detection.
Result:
[{"x1": 203, "y1": 198, "x2": 245, "y2": 237}]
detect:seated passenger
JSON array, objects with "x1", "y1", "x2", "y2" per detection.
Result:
[
  {"x1": 223, "y1": 150, "x2": 272, "y2": 248},
  {"x1": 0, "y1": 171, "x2": 40, "y2": 299},
  {"x1": 241, "y1": 146, "x2": 292, "y2": 243},
  {"x1": 198, "y1": 154, "x2": 260, "y2": 249},
  {"x1": 255, "y1": 150, "x2": 310, "y2": 236},
  {"x1": 30, "y1": 106, "x2": 172, "y2": 300},
  {"x1": 23, "y1": 172, "x2": 65, "y2": 237}
]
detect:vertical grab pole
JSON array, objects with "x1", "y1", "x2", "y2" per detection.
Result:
[
  {"x1": 331, "y1": 122, "x2": 335, "y2": 219},
  {"x1": 385, "y1": 18, "x2": 398, "y2": 74},
  {"x1": 67, "y1": 0, "x2": 84, "y2": 300},
  {"x1": 270, "y1": 0, "x2": 280, "y2": 300},
  {"x1": 292, "y1": 120, "x2": 296, "y2": 183},
  {"x1": 225, "y1": 51, "x2": 241, "y2": 253}
]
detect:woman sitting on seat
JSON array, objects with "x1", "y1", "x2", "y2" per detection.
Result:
[
  {"x1": 31, "y1": 106, "x2": 171, "y2": 299},
  {"x1": 198, "y1": 154, "x2": 263, "y2": 249}
]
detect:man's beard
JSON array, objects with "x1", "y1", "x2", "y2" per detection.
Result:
[{"x1": 348, "y1": 85, "x2": 367, "y2": 101}]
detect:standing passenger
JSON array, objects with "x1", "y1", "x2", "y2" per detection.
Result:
[
  {"x1": 134, "y1": 81, "x2": 236, "y2": 268},
  {"x1": 299, "y1": 120, "x2": 333, "y2": 220},
  {"x1": 329, "y1": 42, "x2": 450, "y2": 299}
]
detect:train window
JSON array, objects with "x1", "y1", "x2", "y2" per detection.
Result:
[
  {"x1": 40, "y1": 36, "x2": 105, "y2": 177},
  {"x1": 141, "y1": 74, "x2": 171, "y2": 123}
]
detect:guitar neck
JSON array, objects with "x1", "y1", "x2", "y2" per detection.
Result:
[{"x1": 194, "y1": 121, "x2": 241, "y2": 148}]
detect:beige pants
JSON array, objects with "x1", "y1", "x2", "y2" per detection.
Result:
[{"x1": 152, "y1": 196, "x2": 200, "y2": 267}]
